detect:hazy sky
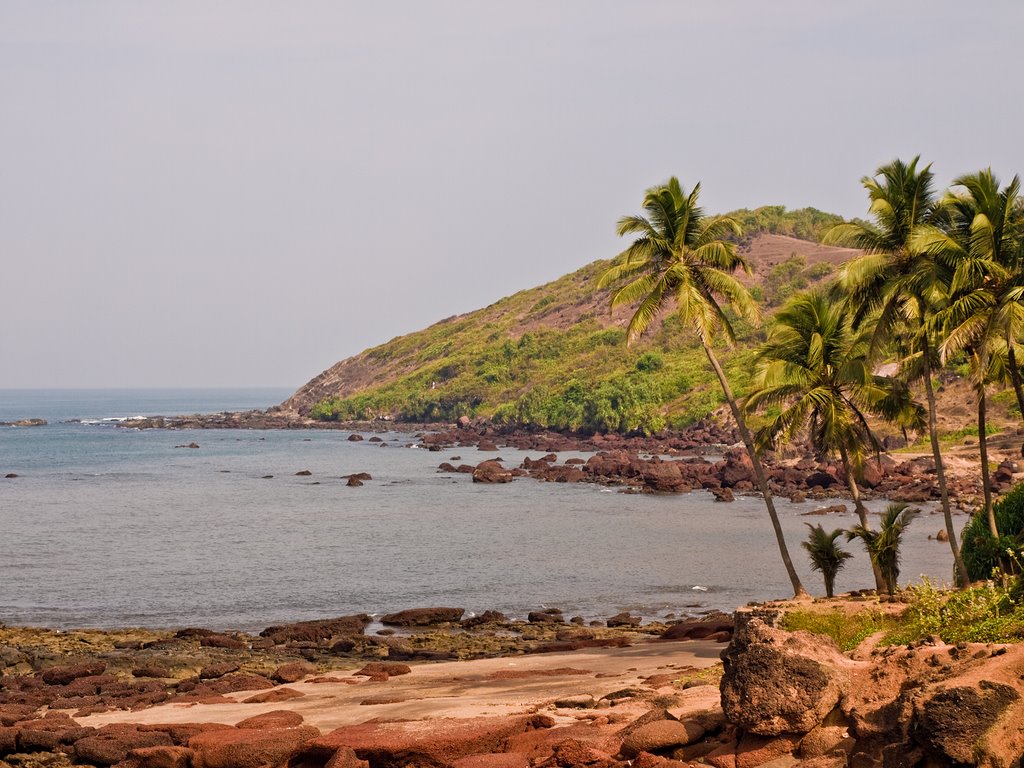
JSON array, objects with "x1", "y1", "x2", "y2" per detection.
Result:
[{"x1": 3, "y1": 1, "x2": 1023, "y2": 389}]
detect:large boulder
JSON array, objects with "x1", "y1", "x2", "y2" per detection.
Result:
[
  {"x1": 293, "y1": 715, "x2": 552, "y2": 768},
  {"x1": 640, "y1": 462, "x2": 687, "y2": 493},
  {"x1": 41, "y1": 662, "x2": 106, "y2": 685},
  {"x1": 189, "y1": 726, "x2": 320, "y2": 768},
  {"x1": 472, "y1": 461, "x2": 514, "y2": 484},
  {"x1": 914, "y1": 679, "x2": 1022, "y2": 765},
  {"x1": 720, "y1": 615, "x2": 859, "y2": 736},
  {"x1": 74, "y1": 725, "x2": 174, "y2": 766}
]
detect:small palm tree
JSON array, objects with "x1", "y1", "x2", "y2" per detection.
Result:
[
  {"x1": 802, "y1": 524, "x2": 853, "y2": 598},
  {"x1": 597, "y1": 177, "x2": 808, "y2": 598},
  {"x1": 846, "y1": 502, "x2": 919, "y2": 595}
]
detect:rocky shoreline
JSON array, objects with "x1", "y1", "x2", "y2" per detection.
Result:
[
  {"x1": 105, "y1": 411, "x2": 1022, "y2": 509},
  {"x1": 2, "y1": 600, "x2": 1021, "y2": 768}
]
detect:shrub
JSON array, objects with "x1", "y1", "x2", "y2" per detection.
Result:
[
  {"x1": 960, "y1": 481, "x2": 1024, "y2": 582},
  {"x1": 887, "y1": 578, "x2": 1024, "y2": 644}
]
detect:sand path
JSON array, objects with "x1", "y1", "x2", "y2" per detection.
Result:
[{"x1": 77, "y1": 639, "x2": 722, "y2": 730}]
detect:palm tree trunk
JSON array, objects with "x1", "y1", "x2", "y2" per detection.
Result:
[
  {"x1": 1007, "y1": 345, "x2": 1024, "y2": 424},
  {"x1": 838, "y1": 443, "x2": 887, "y2": 593},
  {"x1": 977, "y1": 383, "x2": 999, "y2": 538},
  {"x1": 702, "y1": 343, "x2": 808, "y2": 599},
  {"x1": 921, "y1": 335, "x2": 971, "y2": 586}
]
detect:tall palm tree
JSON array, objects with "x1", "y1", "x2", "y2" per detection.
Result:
[
  {"x1": 802, "y1": 523, "x2": 853, "y2": 598},
  {"x1": 916, "y1": 169, "x2": 1024, "y2": 535},
  {"x1": 597, "y1": 177, "x2": 808, "y2": 598},
  {"x1": 825, "y1": 157, "x2": 970, "y2": 586},
  {"x1": 846, "y1": 502, "x2": 919, "y2": 595},
  {"x1": 746, "y1": 290, "x2": 925, "y2": 591}
]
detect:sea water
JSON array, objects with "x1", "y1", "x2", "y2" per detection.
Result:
[{"x1": 0, "y1": 389, "x2": 957, "y2": 630}]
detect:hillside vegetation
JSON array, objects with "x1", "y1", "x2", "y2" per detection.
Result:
[{"x1": 283, "y1": 208, "x2": 862, "y2": 433}]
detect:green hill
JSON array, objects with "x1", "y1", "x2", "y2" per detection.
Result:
[{"x1": 282, "y1": 211, "x2": 861, "y2": 434}]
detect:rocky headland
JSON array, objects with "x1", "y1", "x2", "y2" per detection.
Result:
[{"x1": 2, "y1": 599, "x2": 1021, "y2": 768}]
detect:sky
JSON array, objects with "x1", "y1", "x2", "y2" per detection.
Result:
[{"x1": 2, "y1": 1, "x2": 1023, "y2": 390}]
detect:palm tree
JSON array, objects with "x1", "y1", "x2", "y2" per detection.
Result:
[
  {"x1": 846, "y1": 502, "x2": 919, "y2": 595},
  {"x1": 746, "y1": 290, "x2": 925, "y2": 591},
  {"x1": 824, "y1": 157, "x2": 970, "y2": 586},
  {"x1": 597, "y1": 177, "x2": 808, "y2": 598},
  {"x1": 802, "y1": 523, "x2": 853, "y2": 598},
  {"x1": 916, "y1": 169, "x2": 1024, "y2": 535}
]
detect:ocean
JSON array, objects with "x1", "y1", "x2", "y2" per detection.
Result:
[{"x1": 0, "y1": 389, "x2": 957, "y2": 631}]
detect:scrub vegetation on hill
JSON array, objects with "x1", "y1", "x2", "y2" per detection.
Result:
[{"x1": 306, "y1": 207, "x2": 849, "y2": 433}]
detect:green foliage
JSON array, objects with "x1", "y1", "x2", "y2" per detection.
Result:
[
  {"x1": 802, "y1": 524, "x2": 854, "y2": 598},
  {"x1": 847, "y1": 503, "x2": 919, "y2": 594},
  {"x1": 961, "y1": 482, "x2": 1024, "y2": 581},
  {"x1": 760, "y1": 255, "x2": 834, "y2": 307},
  {"x1": 886, "y1": 579, "x2": 1024, "y2": 644},
  {"x1": 635, "y1": 352, "x2": 665, "y2": 372},
  {"x1": 781, "y1": 610, "x2": 899, "y2": 652},
  {"x1": 727, "y1": 206, "x2": 850, "y2": 243}
]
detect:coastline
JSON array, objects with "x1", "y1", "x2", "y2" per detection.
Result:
[{"x1": 3, "y1": 599, "x2": 1022, "y2": 767}]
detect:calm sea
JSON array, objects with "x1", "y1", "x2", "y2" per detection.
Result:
[{"x1": 0, "y1": 389, "x2": 957, "y2": 631}]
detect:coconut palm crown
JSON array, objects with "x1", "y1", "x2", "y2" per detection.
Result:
[{"x1": 597, "y1": 177, "x2": 757, "y2": 346}]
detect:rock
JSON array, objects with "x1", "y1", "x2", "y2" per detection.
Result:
[
  {"x1": 198, "y1": 663, "x2": 239, "y2": 680},
  {"x1": 473, "y1": 461, "x2": 513, "y2": 483},
  {"x1": 199, "y1": 634, "x2": 247, "y2": 650},
  {"x1": 347, "y1": 434, "x2": 364, "y2": 442},
  {"x1": 4, "y1": 473, "x2": 17, "y2": 479},
  {"x1": 805, "y1": 470, "x2": 838, "y2": 489},
  {"x1": 295, "y1": 469, "x2": 313, "y2": 476},
  {"x1": 461, "y1": 610, "x2": 508, "y2": 628},
  {"x1": 41, "y1": 661, "x2": 106, "y2": 685},
  {"x1": 452, "y1": 755, "x2": 528, "y2": 768},
  {"x1": 620, "y1": 720, "x2": 705, "y2": 758},
  {"x1": 260, "y1": 615, "x2": 368, "y2": 644},
  {"x1": 380, "y1": 607, "x2": 464, "y2": 626},
  {"x1": 189, "y1": 725, "x2": 320, "y2": 768},
  {"x1": 935, "y1": 529, "x2": 949, "y2": 542},
  {"x1": 272, "y1": 662, "x2": 316, "y2": 683},
  {"x1": 720, "y1": 615, "x2": 858, "y2": 736},
  {"x1": 478, "y1": 440, "x2": 499, "y2": 451},
  {"x1": 914, "y1": 679, "x2": 1021, "y2": 765},
  {"x1": 606, "y1": 612, "x2": 641, "y2": 628},
  {"x1": 236, "y1": 711, "x2": 305, "y2": 730},
  {"x1": 457, "y1": 416, "x2": 472, "y2": 429},
  {"x1": 734, "y1": 732, "x2": 801, "y2": 768},
  {"x1": 710, "y1": 487, "x2": 734, "y2": 502},
  {"x1": 75, "y1": 726, "x2": 175, "y2": 766},
  {"x1": 132, "y1": 666, "x2": 171, "y2": 679},
  {"x1": 293, "y1": 715, "x2": 552, "y2": 768},
  {"x1": 0, "y1": 419, "x2": 46, "y2": 427},
  {"x1": 354, "y1": 662, "x2": 411, "y2": 677},
  {"x1": 241, "y1": 688, "x2": 305, "y2": 704},
  {"x1": 641, "y1": 462, "x2": 686, "y2": 493},
  {"x1": 346, "y1": 477, "x2": 363, "y2": 487},
  {"x1": 660, "y1": 617, "x2": 734, "y2": 641},
  {"x1": 803, "y1": 504, "x2": 847, "y2": 517},
  {"x1": 554, "y1": 695, "x2": 595, "y2": 710},
  {"x1": 719, "y1": 456, "x2": 754, "y2": 488},
  {"x1": 120, "y1": 745, "x2": 194, "y2": 768},
  {"x1": 528, "y1": 611, "x2": 564, "y2": 624},
  {"x1": 200, "y1": 673, "x2": 274, "y2": 694}
]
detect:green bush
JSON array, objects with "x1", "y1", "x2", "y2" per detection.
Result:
[
  {"x1": 886, "y1": 579, "x2": 1024, "y2": 644},
  {"x1": 960, "y1": 482, "x2": 1024, "y2": 582}
]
